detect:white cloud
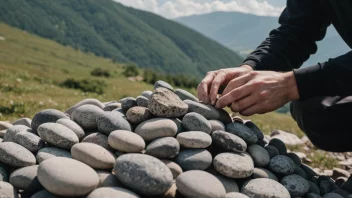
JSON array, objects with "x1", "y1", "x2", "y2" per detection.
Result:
[{"x1": 115, "y1": 0, "x2": 284, "y2": 18}]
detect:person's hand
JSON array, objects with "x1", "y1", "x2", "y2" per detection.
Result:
[
  {"x1": 215, "y1": 70, "x2": 300, "y2": 116},
  {"x1": 197, "y1": 65, "x2": 253, "y2": 105}
]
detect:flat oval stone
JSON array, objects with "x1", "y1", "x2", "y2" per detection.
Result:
[
  {"x1": 141, "y1": 90, "x2": 153, "y2": 99},
  {"x1": 71, "y1": 104, "x2": 104, "y2": 130},
  {"x1": 245, "y1": 121, "x2": 264, "y2": 140},
  {"x1": 209, "y1": 120, "x2": 225, "y2": 133},
  {"x1": 184, "y1": 100, "x2": 220, "y2": 120},
  {"x1": 247, "y1": 144, "x2": 270, "y2": 167},
  {"x1": 176, "y1": 170, "x2": 226, "y2": 198},
  {"x1": 174, "y1": 89, "x2": 198, "y2": 102},
  {"x1": 30, "y1": 190, "x2": 58, "y2": 198},
  {"x1": 0, "y1": 182, "x2": 18, "y2": 198},
  {"x1": 12, "y1": 118, "x2": 32, "y2": 128},
  {"x1": 225, "y1": 122, "x2": 258, "y2": 144},
  {"x1": 65, "y1": 98, "x2": 104, "y2": 115},
  {"x1": 136, "y1": 96, "x2": 149, "y2": 107},
  {"x1": 281, "y1": 174, "x2": 310, "y2": 197},
  {"x1": 71, "y1": 143, "x2": 115, "y2": 169},
  {"x1": 146, "y1": 137, "x2": 180, "y2": 158},
  {"x1": 286, "y1": 152, "x2": 302, "y2": 166},
  {"x1": 252, "y1": 168, "x2": 278, "y2": 181},
  {"x1": 96, "y1": 111, "x2": 132, "y2": 135},
  {"x1": 56, "y1": 118, "x2": 85, "y2": 141},
  {"x1": 121, "y1": 97, "x2": 137, "y2": 112},
  {"x1": 31, "y1": 109, "x2": 68, "y2": 134},
  {"x1": 242, "y1": 178, "x2": 290, "y2": 198},
  {"x1": 149, "y1": 88, "x2": 188, "y2": 118},
  {"x1": 226, "y1": 192, "x2": 249, "y2": 198},
  {"x1": 161, "y1": 160, "x2": 183, "y2": 179},
  {"x1": 265, "y1": 145, "x2": 280, "y2": 158},
  {"x1": 38, "y1": 123, "x2": 79, "y2": 150},
  {"x1": 177, "y1": 131, "x2": 212, "y2": 148},
  {"x1": 0, "y1": 142, "x2": 36, "y2": 168},
  {"x1": 37, "y1": 157, "x2": 99, "y2": 196},
  {"x1": 108, "y1": 130, "x2": 145, "y2": 153},
  {"x1": 154, "y1": 80, "x2": 173, "y2": 91},
  {"x1": 269, "y1": 155, "x2": 296, "y2": 175},
  {"x1": 96, "y1": 170, "x2": 120, "y2": 187},
  {"x1": 135, "y1": 118, "x2": 177, "y2": 141},
  {"x1": 0, "y1": 165, "x2": 8, "y2": 182},
  {"x1": 213, "y1": 152, "x2": 254, "y2": 179},
  {"x1": 126, "y1": 107, "x2": 153, "y2": 125},
  {"x1": 175, "y1": 149, "x2": 212, "y2": 171},
  {"x1": 114, "y1": 154, "x2": 173, "y2": 195},
  {"x1": 9, "y1": 165, "x2": 40, "y2": 191},
  {"x1": 212, "y1": 130, "x2": 247, "y2": 153},
  {"x1": 4, "y1": 125, "x2": 32, "y2": 142},
  {"x1": 36, "y1": 147, "x2": 72, "y2": 163},
  {"x1": 182, "y1": 112, "x2": 211, "y2": 134},
  {"x1": 82, "y1": 132, "x2": 111, "y2": 150},
  {"x1": 87, "y1": 187, "x2": 140, "y2": 198},
  {"x1": 269, "y1": 138, "x2": 287, "y2": 154},
  {"x1": 14, "y1": 131, "x2": 45, "y2": 153}
]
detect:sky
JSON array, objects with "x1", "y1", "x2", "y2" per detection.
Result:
[{"x1": 114, "y1": 0, "x2": 286, "y2": 19}]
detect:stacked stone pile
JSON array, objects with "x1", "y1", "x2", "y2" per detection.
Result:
[{"x1": 0, "y1": 80, "x2": 351, "y2": 198}]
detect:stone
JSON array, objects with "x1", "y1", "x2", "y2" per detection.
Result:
[
  {"x1": 36, "y1": 147, "x2": 72, "y2": 163},
  {"x1": 176, "y1": 170, "x2": 226, "y2": 198},
  {"x1": 226, "y1": 192, "x2": 249, "y2": 198},
  {"x1": 265, "y1": 145, "x2": 280, "y2": 158},
  {"x1": 268, "y1": 138, "x2": 287, "y2": 155},
  {"x1": 209, "y1": 120, "x2": 225, "y2": 133},
  {"x1": 56, "y1": 118, "x2": 85, "y2": 141},
  {"x1": 163, "y1": 183, "x2": 177, "y2": 198},
  {"x1": 172, "y1": 118, "x2": 185, "y2": 134},
  {"x1": 245, "y1": 121, "x2": 264, "y2": 140},
  {"x1": 174, "y1": 89, "x2": 199, "y2": 102},
  {"x1": 38, "y1": 123, "x2": 79, "y2": 150},
  {"x1": 136, "y1": 96, "x2": 149, "y2": 107},
  {"x1": 82, "y1": 132, "x2": 111, "y2": 150},
  {"x1": 146, "y1": 137, "x2": 180, "y2": 159},
  {"x1": 112, "y1": 108, "x2": 126, "y2": 118},
  {"x1": 126, "y1": 106, "x2": 153, "y2": 125},
  {"x1": 87, "y1": 187, "x2": 140, "y2": 198},
  {"x1": 37, "y1": 157, "x2": 99, "y2": 196},
  {"x1": 9, "y1": 165, "x2": 41, "y2": 191},
  {"x1": 71, "y1": 143, "x2": 115, "y2": 169},
  {"x1": 31, "y1": 109, "x2": 68, "y2": 134},
  {"x1": 0, "y1": 182, "x2": 18, "y2": 198},
  {"x1": 30, "y1": 190, "x2": 60, "y2": 198},
  {"x1": 331, "y1": 189, "x2": 350, "y2": 197},
  {"x1": 332, "y1": 168, "x2": 350, "y2": 180},
  {"x1": 176, "y1": 131, "x2": 212, "y2": 148},
  {"x1": 114, "y1": 154, "x2": 173, "y2": 195},
  {"x1": 0, "y1": 165, "x2": 8, "y2": 182},
  {"x1": 322, "y1": 193, "x2": 344, "y2": 198},
  {"x1": 182, "y1": 112, "x2": 211, "y2": 134},
  {"x1": 184, "y1": 100, "x2": 220, "y2": 120},
  {"x1": 212, "y1": 173, "x2": 240, "y2": 193},
  {"x1": 335, "y1": 177, "x2": 348, "y2": 187},
  {"x1": 12, "y1": 118, "x2": 32, "y2": 127},
  {"x1": 241, "y1": 178, "x2": 290, "y2": 198},
  {"x1": 4, "y1": 125, "x2": 32, "y2": 142},
  {"x1": 301, "y1": 164, "x2": 319, "y2": 181},
  {"x1": 175, "y1": 149, "x2": 212, "y2": 171},
  {"x1": 65, "y1": 98, "x2": 104, "y2": 115},
  {"x1": 154, "y1": 80, "x2": 173, "y2": 91},
  {"x1": 269, "y1": 155, "x2": 296, "y2": 175},
  {"x1": 295, "y1": 165, "x2": 308, "y2": 179},
  {"x1": 213, "y1": 152, "x2": 254, "y2": 179},
  {"x1": 252, "y1": 168, "x2": 278, "y2": 181},
  {"x1": 270, "y1": 130, "x2": 303, "y2": 146},
  {"x1": 308, "y1": 193, "x2": 323, "y2": 198},
  {"x1": 0, "y1": 130, "x2": 6, "y2": 138},
  {"x1": 211, "y1": 130, "x2": 247, "y2": 153},
  {"x1": 121, "y1": 97, "x2": 137, "y2": 112},
  {"x1": 247, "y1": 144, "x2": 270, "y2": 167},
  {"x1": 0, "y1": 121, "x2": 12, "y2": 131},
  {"x1": 281, "y1": 174, "x2": 310, "y2": 197},
  {"x1": 96, "y1": 111, "x2": 132, "y2": 135},
  {"x1": 108, "y1": 130, "x2": 145, "y2": 153},
  {"x1": 309, "y1": 181, "x2": 321, "y2": 194},
  {"x1": 135, "y1": 118, "x2": 177, "y2": 141},
  {"x1": 319, "y1": 176, "x2": 338, "y2": 195},
  {"x1": 141, "y1": 90, "x2": 153, "y2": 99},
  {"x1": 0, "y1": 142, "x2": 36, "y2": 168},
  {"x1": 71, "y1": 104, "x2": 104, "y2": 130},
  {"x1": 286, "y1": 152, "x2": 302, "y2": 166},
  {"x1": 161, "y1": 160, "x2": 183, "y2": 179},
  {"x1": 14, "y1": 131, "x2": 45, "y2": 152},
  {"x1": 103, "y1": 103, "x2": 121, "y2": 111},
  {"x1": 225, "y1": 122, "x2": 258, "y2": 144},
  {"x1": 149, "y1": 88, "x2": 188, "y2": 118},
  {"x1": 96, "y1": 170, "x2": 120, "y2": 187}
]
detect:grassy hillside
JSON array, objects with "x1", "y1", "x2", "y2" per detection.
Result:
[{"x1": 0, "y1": 0, "x2": 243, "y2": 78}]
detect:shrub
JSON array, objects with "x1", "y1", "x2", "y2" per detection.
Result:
[
  {"x1": 60, "y1": 78, "x2": 106, "y2": 94},
  {"x1": 123, "y1": 64, "x2": 139, "y2": 77},
  {"x1": 91, "y1": 68, "x2": 111, "y2": 77}
]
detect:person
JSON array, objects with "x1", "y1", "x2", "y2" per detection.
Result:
[{"x1": 197, "y1": 0, "x2": 352, "y2": 152}]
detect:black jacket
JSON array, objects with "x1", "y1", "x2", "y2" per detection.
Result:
[{"x1": 242, "y1": 0, "x2": 352, "y2": 100}]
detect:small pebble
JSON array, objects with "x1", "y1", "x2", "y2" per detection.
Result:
[
  {"x1": 82, "y1": 132, "x2": 111, "y2": 150},
  {"x1": 126, "y1": 106, "x2": 153, "y2": 125},
  {"x1": 225, "y1": 122, "x2": 258, "y2": 144},
  {"x1": 65, "y1": 98, "x2": 104, "y2": 115},
  {"x1": 31, "y1": 109, "x2": 68, "y2": 134},
  {"x1": 0, "y1": 142, "x2": 36, "y2": 168},
  {"x1": 108, "y1": 130, "x2": 145, "y2": 153},
  {"x1": 146, "y1": 137, "x2": 180, "y2": 159},
  {"x1": 182, "y1": 112, "x2": 212, "y2": 134},
  {"x1": 213, "y1": 152, "x2": 254, "y2": 179},
  {"x1": 174, "y1": 89, "x2": 198, "y2": 102},
  {"x1": 252, "y1": 167, "x2": 278, "y2": 181},
  {"x1": 96, "y1": 111, "x2": 132, "y2": 135},
  {"x1": 176, "y1": 131, "x2": 212, "y2": 148},
  {"x1": 38, "y1": 123, "x2": 79, "y2": 150},
  {"x1": 241, "y1": 178, "x2": 290, "y2": 198},
  {"x1": 36, "y1": 147, "x2": 72, "y2": 163},
  {"x1": 56, "y1": 118, "x2": 85, "y2": 141},
  {"x1": 175, "y1": 149, "x2": 212, "y2": 171},
  {"x1": 269, "y1": 138, "x2": 287, "y2": 154},
  {"x1": 96, "y1": 170, "x2": 120, "y2": 187},
  {"x1": 136, "y1": 96, "x2": 149, "y2": 107},
  {"x1": 281, "y1": 174, "x2": 310, "y2": 197},
  {"x1": 14, "y1": 131, "x2": 45, "y2": 153},
  {"x1": 161, "y1": 160, "x2": 183, "y2": 179},
  {"x1": 154, "y1": 80, "x2": 173, "y2": 91},
  {"x1": 121, "y1": 97, "x2": 137, "y2": 112},
  {"x1": 247, "y1": 144, "x2": 270, "y2": 167},
  {"x1": 209, "y1": 120, "x2": 225, "y2": 133},
  {"x1": 211, "y1": 130, "x2": 247, "y2": 153},
  {"x1": 12, "y1": 118, "x2": 32, "y2": 128},
  {"x1": 71, "y1": 104, "x2": 104, "y2": 130},
  {"x1": 269, "y1": 155, "x2": 296, "y2": 175},
  {"x1": 141, "y1": 90, "x2": 153, "y2": 99},
  {"x1": 265, "y1": 145, "x2": 280, "y2": 158},
  {"x1": 134, "y1": 118, "x2": 177, "y2": 141}
]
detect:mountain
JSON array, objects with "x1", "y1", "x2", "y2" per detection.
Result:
[
  {"x1": 176, "y1": 11, "x2": 350, "y2": 67},
  {"x1": 0, "y1": 0, "x2": 243, "y2": 78}
]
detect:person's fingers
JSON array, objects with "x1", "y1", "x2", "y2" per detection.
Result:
[
  {"x1": 209, "y1": 70, "x2": 227, "y2": 105},
  {"x1": 221, "y1": 71, "x2": 255, "y2": 96},
  {"x1": 215, "y1": 84, "x2": 253, "y2": 109},
  {"x1": 240, "y1": 101, "x2": 270, "y2": 116},
  {"x1": 197, "y1": 71, "x2": 217, "y2": 104},
  {"x1": 230, "y1": 94, "x2": 258, "y2": 113}
]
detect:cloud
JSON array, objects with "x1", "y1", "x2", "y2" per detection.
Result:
[{"x1": 115, "y1": 0, "x2": 285, "y2": 18}]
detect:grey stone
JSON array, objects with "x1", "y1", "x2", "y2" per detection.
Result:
[
  {"x1": 112, "y1": 108, "x2": 126, "y2": 118},
  {"x1": 245, "y1": 121, "x2": 264, "y2": 140},
  {"x1": 103, "y1": 103, "x2": 121, "y2": 111},
  {"x1": 12, "y1": 118, "x2": 32, "y2": 127},
  {"x1": 319, "y1": 176, "x2": 338, "y2": 195},
  {"x1": 0, "y1": 165, "x2": 8, "y2": 182},
  {"x1": 308, "y1": 193, "x2": 323, "y2": 198},
  {"x1": 146, "y1": 137, "x2": 180, "y2": 159},
  {"x1": 161, "y1": 160, "x2": 183, "y2": 179},
  {"x1": 154, "y1": 80, "x2": 173, "y2": 91},
  {"x1": 248, "y1": 144, "x2": 270, "y2": 167},
  {"x1": 9, "y1": 165, "x2": 41, "y2": 191},
  {"x1": 176, "y1": 170, "x2": 226, "y2": 198},
  {"x1": 31, "y1": 109, "x2": 68, "y2": 134},
  {"x1": 121, "y1": 97, "x2": 137, "y2": 112},
  {"x1": 176, "y1": 131, "x2": 212, "y2": 148},
  {"x1": 286, "y1": 152, "x2": 302, "y2": 166},
  {"x1": 141, "y1": 90, "x2": 153, "y2": 99},
  {"x1": 114, "y1": 154, "x2": 173, "y2": 195},
  {"x1": 225, "y1": 122, "x2": 258, "y2": 144},
  {"x1": 82, "y1": 132, "x2": 111, "y2": 150},
  {"x1": 56, "y1": 118, "x2": 85, "y2": 141},
  {"x1": 65, "y1": 98, "x2": 104, "y2": 115},
  {"x1": 0, "y1": 142, "x2": 36, "y2": 168},
  {"x1": 322, "y1": 193, "x2": 344, "y2": 198},
  {"x1": 87, "y1": 187, "x2": 140, "y2": 198},
  {"x1": 269, "y1": 155, "x2": 296, "y2": 175},
  {"x1": 211, "y1": 130, "x2": 247, "y2": 153},
  {"x1": 38, "y1": 123, "x2": 79, "y2": 150},
  {"x1": 295, "y1": 165, "x2": 308, "y2": 179},
  {"x1": 30, "y1": 190, "x2": 59, "y2": 198},
  {"x1": 309, "y1": 181, "x2": 321, "y2": 194},
  {"x1": 281, "y1": 174, "x2": 310, "y2": 197},
  {"x1": 172, "y1": 118, "x2": 184, "y2": 134},
  {"x1": 209, "y1": 120, "x2": 225, "y2": 133},
  {"x1": 184, "y1": 100, "x2": 220, "y2": 120},
  {"x1": 265, "y1": 145, "x2": 280, "y2": 158},
  {"x1": 0, "y1": 130, "x2": 6, "y2": 138},
  {"x1": 71, "y1": 104, "x2": 104, "y2": 130},
  {"x1": 135, "y1": 118, "x2": 177, "y2": 141},
  {"x1": 136, "y1": 96, "x2": 149, "y2": 107},
  {"x1": 96, "y1": 111, "x2": 132, "y2": 135},
  {"x1": 96, "y1": 170, "x2": 120, "y2": 188},
  {"x1": 0, "y1": 121, "x2": 12, "y2": 131},
  {"x1": 182, "y1": 112, "x2": 211, "y2": 134},
  {"x1": 241, "y1": 178, "x2": 290, "y2": 198},
  {"x1": 175, "y1": 149, "x2": 212, "y2": 171},
  {"x1": 126, "y1": 106, "x2": 153, "y2": 125},
  {"x1": 36, "y1": 147, "x2": 72, "y2": 163},
  {"x1": 174, "y1": 89, "x2": 198, "y2": 102},
  {"x1": 14, "y1": 131, "x2": 45, "y2": 152},
  {"x1": 0, "y1": 182, "x2": 18, "y2": 198},
  {"x1": 211, "y1": 173, "x2": 239, "y2": 193},
  {"x1": 4, "y1": 125, "x2": 32, "y2": 142},
  {"x1": 149, "y1": 88, "x2": 188, "y2": 118},
  {"x1": 226, "y1": 192, "x2": 249, "y2": 198},
  {"x1": 301, "y1": 164, "x2": 319, "y2": 181},
  {"x1": 37, "y1": 157, "x2": 99, "y2": 196},
  {"x1": 71, "y1": 143, "x2": 115, "y2": 169},
  {"x1": 268, "y1": 138, "x2": 287, "y2": 155},
  {"x1": 213, "y1": 152, "x2": 254, "y2": 179},
  {"x1": 108, "y1": 130, "x2": 145, "y2": 153},
  {"x1": 331, "y1": 189, "x2": 350, "y2": 197},
  {"x1": 252, "y1": 168, "x2": 278, "y2": 181}
]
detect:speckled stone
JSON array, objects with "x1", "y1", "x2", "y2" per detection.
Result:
[
  {"x1": 182, "y1": 112, "x2": 212, "y2": 134},
  {"x1": 149, "y1": 88, "x2": 188, "y2": 118},
  {"x1": 174, "y1": 89, "x2": 199, "y2": 102},
  {"x1": 38, "y1": 123, "x2": 79, "y2": 150},
  {"x1": 225, "y1": 122, "x2": 258, "y2": 144},
  {"x1": 269, "y1": 138, "x2": 287, "y2": 155},
  {"x1": 126, "y1": 107, "x2": 153, "y2": 125},
  {"x1": 245, "y1": 121, "x2": 264, "y2": 140},
  {"x1": 37, "y1": 157, "x2": 99, "y2": 196},
  {"x1": 31, "y1": 109, "x2": 68, "y2": 134},
  {"x1": 108, "y1": 130, "x2": 145, "y2": 153},
  {"x1": 154, "y1": 80, "x2": 173, "y2": 91},
  {"x1": 242, "y1": 178, "x2": 290, "y2": 198},
  {"x1": 71, "y1": 104, "x2": 104, "y2": 130},
  {"x1": 36, "y1": 147, "x2": 72, "y2": 163},
  {"x1": 12, "y1": 118, "x2": 32, "y2": 128},
  {"x1": 14, "y1": 131, "x2": 45, "y2": 152},
  {"x1": 136, "y1": 96, "x2": 149, "y2": 107},
  {"x1": 146, "y1": 137, "x2": 180, "y2": 159},
  {"x1": 96, "y1": 170, "x2": 120, "y2": 188},
  {"x1": 0, "y1": 165, "x2": 8, "y2": 182},
  {"x1": 209, "y1": 120, "x2": 225, "y2": 133},
  {"x1": 176, "y1": 131, "x2": 212, "y2": 148},
  {"x1": 87, "y1": 187, "x2": 140, "y2": 198},
  {"x1": 135, "y1": 118, "x2": 177, "y2": 141},
  {"x1": 0, "y1": 182, "x2": 18, "y2": 198},
  {"x1": 212, "y1": 130, "x2": 247, "y2": 153},
  {"x1": 0, "y1": 142, "x2": 36, "y2": 168},
  {"x1": 103, "y1": 103, "x2": 121, "y2": 111},
  {"x1": 0, "y1": 121, "x2": 12, "y2": 131},
  {"x1": 121, "y1": 97, "x2": 137, "y2": 112},
  {"x1": 184, "y1": 100, "x2": 220, "y2": 120},
  {"x1": 280, "y1": 174, "x2": 310, "y2": 197},
  {"x1": 96, "y1": 111, "x2": 132, "y2": 134},
  {"x1": 4, "y1": 125, "x2": 32, "y2": 142},
  {"x1": 213, "y1": 152, "x2": 254, "y2": 179},
  {"x1": 141, "y1": 90, "x2": 153, "y2": 99},
  {"x1": 226, "y1": 192, "x2": 249, "y2": 198},
  {"x1": 30, "y1": 190, "x2": 60, "y2": 198},
  {"x1": 56, "y1": 118, "x2": 85, "y2": 141},
  {"x1": 265, "y1": 145, "x2": 280, "y2": 158},
  {"x1": 65, "y1": 98, "x2": 104, "y2": 116},
  {"x1": 161, "y1": 160, "x2": 183, "y2": 179},
  {"x1": 252, "y1": 168, "x2": 278, "y2": 181},
  {"x1": 323, "y1": 193, "x2": 344, "y2": 198},
  {"x1": 269, "y1": 155, "x2": 296, "y2": 175},
  {"x1": 176, "y1": 170, "x2": 226, "y2": 198},
  {"x1": 82, "y1": 132, "x2": 111, "y2": 150},
  {"x1": 9, "y1": 165, "x2": 41, "y2": 191},
  {"x1": 175, "y1": 149, "x2": 212, "y2": 171},
  {"x1": 248, "y1": 144, "x2": 270, "y2": 167},
  {"x1": 114, "y1": 154, "x2": 173, "y2": 195}
]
